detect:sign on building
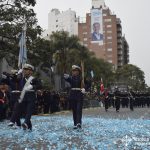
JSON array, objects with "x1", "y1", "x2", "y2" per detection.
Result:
[{"x1": 91, "y1": 8, "x2": 103, "y2": 45}]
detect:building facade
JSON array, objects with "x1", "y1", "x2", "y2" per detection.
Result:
[
  {"x1": 78, "y1": 0, "x2": 129, "y2": 68},
  {"x1": 42, "y1": 0, "x2": 129, "y2": 68},
  {"x1": 42, "y1": 8, "x2": 78, "y2": 39}
]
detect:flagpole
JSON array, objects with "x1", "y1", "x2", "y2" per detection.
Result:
[{"x1": 81, "y1": 60, "x2": 84, "y2": 88}]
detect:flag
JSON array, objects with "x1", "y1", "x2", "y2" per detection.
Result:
[
  {"x1": 90, "y1": 70, "x2": 94, "y2": 78},
  {"x1": 18, "y1": 19, "x2": 27, "y2": 69},
  {"x1": 100, "y1": 78, "x2": 104, "y2": 94}
]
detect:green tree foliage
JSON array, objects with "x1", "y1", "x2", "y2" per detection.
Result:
[
  {"x1": 50, "y1": 31, "x2": 84, "y2": 74},
  {"x1": 49, "y1": 31, "x2": 114, "y2": 86},
  {"x1": 115, "y1": 64, "x2": 146, "y2": 90},
  {"x1": 0, "y1": 0, "x2": 41, "y2": 67}
]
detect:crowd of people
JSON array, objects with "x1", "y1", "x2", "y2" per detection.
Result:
[{"x1": 0, "y1": 64, "x2": 150, "y2": 131}]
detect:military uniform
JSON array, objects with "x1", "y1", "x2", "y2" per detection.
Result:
[
  {"x1": 64, "y1": 65, "x2": 85, "y2": 129},
  {"x1": 114, "y1": 88, "x2": 121, "y2": 112},
  {"x1": 8, "y1": 64, "x2": 42, "y2": 131}
]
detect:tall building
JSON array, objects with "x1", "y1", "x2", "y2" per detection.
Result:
[
  {"x1": 42, "y1": 0, "x2": 129, "y2": 68},
  {"x1": 42, "y1": 8, "x2": 79, "y2": 39},
  {"x1": 78, "y1": 0, "x2": 129, "y2": 68}
]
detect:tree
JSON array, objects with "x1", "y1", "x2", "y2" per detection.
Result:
[
  {"x1": 50, "y1": 31, "x2": 82, "y2": 74},
  {"x1": 115, "y1": 64, "x2": 146, "y2": 90},
  {"x1": 0, "y1": 0, "x2": 42, "y2": 67}
]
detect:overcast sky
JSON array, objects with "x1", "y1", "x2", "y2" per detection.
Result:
[{"x1": 34, "y1": 0, "x2": 150, "y2": 86}]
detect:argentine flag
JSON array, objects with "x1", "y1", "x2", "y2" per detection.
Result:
[{"x1": 18, "y1": 21, "x2": 27, "y2": 69}]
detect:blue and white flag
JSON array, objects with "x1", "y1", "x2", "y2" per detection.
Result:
[{"x1": 18, "y1": 20, "x2": 27, "y2": 69}]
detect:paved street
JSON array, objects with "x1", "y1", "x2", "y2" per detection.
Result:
[{"x1": 0, "y1": 107, "x2": 150, "y2": 150}]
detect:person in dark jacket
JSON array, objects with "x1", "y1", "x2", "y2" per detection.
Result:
[
  {"x1": 0, "y1": 74, "x2": 9, "y2": 121},
  {"x1": 0, "y1": 80, "x2": 8, "y2": 121},
  {"x1": 64, "y1": 65, "x2": 85, "y2": 129}
]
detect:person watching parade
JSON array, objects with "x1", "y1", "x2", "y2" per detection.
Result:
[{"x1": 0, "y1": 79, "x2": 9, "y2": 121}]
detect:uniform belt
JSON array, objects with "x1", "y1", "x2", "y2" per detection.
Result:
[
  {"x1": 26, "y1": 90, "x2": 35, "y2": 92},
  {"x1": 11, "y1": 90, "x2": 21, "y2": 93},
  {"x1": 71, "y1": 88, "x2": 81, "y2": 91}
]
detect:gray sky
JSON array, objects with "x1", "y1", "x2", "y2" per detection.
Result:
[{"x1": 34, "y1": 0, "x2": 150, "y2": 86}]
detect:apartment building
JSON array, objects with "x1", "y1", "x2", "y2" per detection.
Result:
[
  {"x1": 42, "y1": 8, "x2": 78, "y2": 39},
  {"x1": 42, "y1": 0, "x2": 129, "y2": 68},
  {"x1": 78, "y1": 0, "x2": 129, "y2": 68}
]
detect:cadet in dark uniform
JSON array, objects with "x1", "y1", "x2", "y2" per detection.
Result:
[
  {"x1": 8, "y1": 64, "x2": 42, "y2": 131},
  {"x1": 7, "y1": 70, "x2": 21, "y2": 118},
  {"x1": 64, "y1": 65, "x2": 85, "y2": 129},
  {"x1": 129, "y1": 89, "x2": 135, "y2": 111},
  {"x1": 114, "y1": 87, "x2": 121, "y2": 112}
]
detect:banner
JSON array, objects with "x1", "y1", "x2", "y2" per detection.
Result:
[{"x1": 91, "y1": 8, "x2": 103, "y2": 45}]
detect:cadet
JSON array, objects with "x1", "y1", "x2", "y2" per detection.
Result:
[
  {"x1": 129, "y1": 89, "x2": 135, "y2": 111},
  {"x1": 8, "y1": 64, "x2": 42, "y2": 131},
  {"x1": 64, "y1": 65, "x2": 85, "y2": 129},
  {"x1": 114, "y1": 87, "x2": 121, "y2": 112}
]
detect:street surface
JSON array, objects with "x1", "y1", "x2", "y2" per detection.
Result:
[{"x1": 0, "y1": 107, "x2": 150, "y2": 150}]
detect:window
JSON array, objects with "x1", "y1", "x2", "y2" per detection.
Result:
[
  {"x1": 107, "y1": 48, "x2": 112, "y2": 51},
  {"x1": 107, "y1": 54, "x2": 112, "y2": 58},
  {"x1": 107, "y1": 36, "x2": 112, "y2": 39},
  {"x1": 107, "y1": 30, "x2": 112, "y2": 33},
  {"x1": 83, "y1": 38, "x2": 87, "y2": 41},
  {"x1": 82, "y1": 26, "x2": 87, "y2": 29},
  {"x1": 107, "y1": 25, "x2": 112, "y2": 28},
  {"x1": 105, "y1": 19, "x2": 111, "y2": 22},
  {"x1": 108, "y1": 60, "x2": 112, "y2": 63},
  {"x1": 83, "y1": 32, "x2": 87, "y2": 35}
]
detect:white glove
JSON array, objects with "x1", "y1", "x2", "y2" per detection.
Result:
[
  {"x1": 64, "y1": 74, "x2": 69, "y2": 79},
  {"x1": 81, "y1": 88, "x2": 86, "y2": 94},
  {"x1": 25, "y1": 84, "x2": 33, "y2": 91},
  {"x1": 1, "y1": 74, "x2": 7, "y2": 79},
  {"x1": 18, "y1": 99, "x2": 22, "y2": 103},
  {"x1": 17, "y1": 69, "x2": 22, "y2": 75}
]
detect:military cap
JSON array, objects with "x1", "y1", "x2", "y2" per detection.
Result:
[
  {"x1": 23, "y1": 64, "x2": 34, "y2": 71},
  {"x1": 72, "y1": 65, "x2": 81, "y2": 71}
]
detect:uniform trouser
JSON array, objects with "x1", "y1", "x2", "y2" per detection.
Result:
[
  {"x1": 10, "y1": 96, "x2": 35, "y2": 129},
  {"x1": 115, "y1": 99, "x2": 120, "y2": 111},
  {"x1": 130, "y1": 99, "x2": 134, "y2": 111},
  {"x1": 9, "y1": 93, "x2": 20, "y2": 118},
  {"x1": 10, "y1": 102, "x2": 21, "y2": 126},
  {"x1": 21, "y1": 98, "x2": 35, "y2": 129},
  {"x1": 0, "y1": 104, "x2": 6, "y2": 120},
  {"x1": 105, "y1": 98, "x2": 109, "y2": 110},
  {"x1": 43, "y1": 103, "x2": 50, "y2": 114},
  {"x1": 71, "y1": 99, "x2": 83, "y2": 126}
]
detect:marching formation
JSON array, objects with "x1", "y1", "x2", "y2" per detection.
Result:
[{"x1": 0, "y1": 64, "x2": 150, "y2": 132}]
